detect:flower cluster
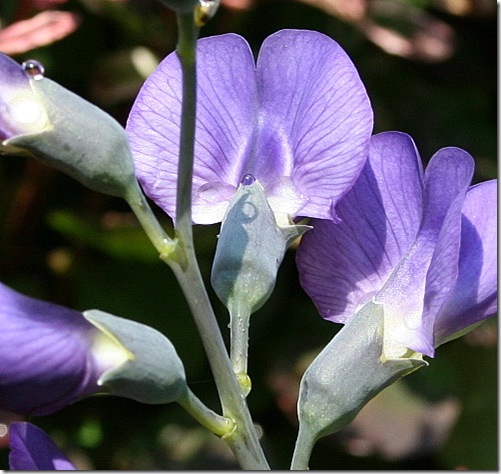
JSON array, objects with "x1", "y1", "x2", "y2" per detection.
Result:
[{"x1": 0, "y1": 26, "x2": 496, "y2": 470}]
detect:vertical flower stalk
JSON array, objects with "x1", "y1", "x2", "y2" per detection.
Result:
[{"x1": 162, "y1": 11, "x2": 270, "y2": 469}]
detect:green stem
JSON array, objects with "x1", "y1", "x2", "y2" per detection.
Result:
[
  {"x1": 290, "y1": 425, "x2": 316, "y2": 470},
  {"x1": 178, "y1": 388, "x2": 235, "y2": 437},
  {"x1": 229, "y1": 303, "x2": 252, "y2": 396},
  {"x1": 126, "y1": 176, "x2": 267, "y2": 466},
  {"x1": 229, "y1": 305, "x2": 250, "y2": 376},
  {"x1": 125, "y1": 180, "x2": 177, "y2": 258},
  {"x1": 174, "y1": 13, "x2": 197, "y2": 236},
  {"x1": 167, "y1": 258, "x2": 269, "y2": 469},
  {"x1": 168, "y1": 11, "x2": 269, "y2": 469}
]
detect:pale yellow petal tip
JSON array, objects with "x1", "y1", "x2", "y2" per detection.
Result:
[
  {"x1": 90, "y1": 321, "x2": 135, "y2": 387},
  {"x1": 380, "y1": 342, "x2": 428, "y2": 368}
]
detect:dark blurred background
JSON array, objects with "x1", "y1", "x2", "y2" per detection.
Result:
[{"x1": 0, "y1": 0, "x2": 497, "y2": 469}]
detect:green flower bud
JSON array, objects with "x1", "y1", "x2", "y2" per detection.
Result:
[
  {"x1": 1, "y1": 54, "x2": 137, "y2": 199},
  {"x1": 292, "y1": 302, "x2": 427, "y2": 469},
  {"x1": 211, "y1": 178, "x2": 309, "y2": 315},
  {"x1": 84, "y1": 309, "x2": 187, "y2": 405}
]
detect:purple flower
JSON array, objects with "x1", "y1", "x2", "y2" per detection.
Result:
[
  {"x1": 0, "y1": 282, "x2": 187, "y2": 416},
  {"x1": 9, "y1": 422, "x2": 75, "y2": 470},
  {"x1": 126, "y1": 29, "x2": 373, "y2": 224},
  {"x1": 296, "y1": 131, "x2": 497, "y2": 359},
  {"x1": 0, "y1": 282, "x2": 122, "y2": 416}
]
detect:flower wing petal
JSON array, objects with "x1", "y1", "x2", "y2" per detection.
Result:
[
  {"x1": 434, "y1": 179, "x2": 497, "y2": 344},
  {"x1": 126, "y1": 34, "x2": 257, "y2": 224},
  {"x1": 296, "y1": 132, "x2": 423, "y2": 323},
  {"x1": 9, "y1": 422, "x2": 75, "y2": 470},
  {"x1": 377, "y1": 147, "x2": 474, "y2": 357},
  {"x1": 255, "y1": 29, "x2": 373, "y2": 218}
]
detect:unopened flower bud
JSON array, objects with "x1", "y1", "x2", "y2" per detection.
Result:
[
  {"x1": 0, "y1": 53, "x2": 137, "y2": 199},
  {"x1": 292, "y1": 302, "x2": 426, "y2": 468},
  {"x1": 211, "y1": 178, "x2": 309, "y2": 315}
]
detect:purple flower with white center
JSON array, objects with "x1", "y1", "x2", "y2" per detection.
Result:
[
  {"x1": 296, "y1": 131, "x2": 497, "y2": 359},
  {"x1": 126, "y1": 29, "x2": 373, "y2": 224},
  {"x1": 9, "y1": 422, "x2": 76, "y2": 470},
  {"x1": 0, "y1": 282, "x2": 125, "y2": 416},
  {"x1": 291, "y1": 131, "x2": 496, "y2": 461},
  {"x1": 0, "y1": 282, "x2": 187, "y2": 416}
]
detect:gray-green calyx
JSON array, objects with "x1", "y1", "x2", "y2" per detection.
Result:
[
  {"x1": 84, "y1": 309, "x2": 187, "y2": 405},
  {"x1": 296, "y1": 301, "x2": 427, "y2": 450},
  {"x1": 3, "y1": 76, "x2": 137, "y2": 199},
  {"x1": 211, "y1": 178, "x2": 310, "y2": 315}
]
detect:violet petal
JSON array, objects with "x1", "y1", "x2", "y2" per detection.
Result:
[
  {"x1": 376, "y1": 147, "x2": 474, "y2": 357},
  {"x1": 126, "y1": 34, "x2": 257, "y2": 224},
  {"x1": 127, "y1": 30, "x2": 373, "y2": 224},
  {"x1": 296, "y1": 132, "x2": 423, "y2": 323},
  {"x1": 0, "y1": 283, "x2": 102, "y2": 415},
  {"x1": 0, "y1": 52, "x2": 34, "y2": 140},
  {"x1": 9, "y1": 422, "x2": 75, "y2": 470},
  {"x1": 434, "y1": 179, "x2": 497, "y2": 344},
  {"x1": 255, "y1": 30, "x2": 373, "y2": 219}
]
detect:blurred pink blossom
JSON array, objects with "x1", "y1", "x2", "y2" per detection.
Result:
[{"x1": 0, "y1": 10, "x2": 80, "y2": 55}]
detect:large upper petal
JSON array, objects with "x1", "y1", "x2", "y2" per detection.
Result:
[
  {"x1": 127, "y1": 30, "x2": 373, "y2": 224},
  {"x1": 433, "y1": 179, "x2": 497, "y2": 345},
  {"x1": 376, "y1": 147, "x2": 474, "y2": 357},
  {"x1": 0, "y1": 283, "x2": 104, "y2": 415},
  {"x1": 126, "y1": 34, "x2": 257, "y2": 224},
  {"x1": 9, "y1": 422, "x2": 75, "y2": 470},
  {"x1": 296, "y1": 132, "x2": 423, "y2": 323},
  {"x1": 254, "y1": 30, "x2": 373, "y2": 219}
]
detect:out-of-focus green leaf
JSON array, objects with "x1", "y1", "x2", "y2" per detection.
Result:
[
  {"x1": 439, "y1": 332, "x2": 497, "y2": 470},
  {"x1": 47, "y1": 210, "x2": 159, "y2": 263}
]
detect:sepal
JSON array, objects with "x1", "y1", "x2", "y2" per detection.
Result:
[{"x1": 84, "y1": 309, "x2": 187, "y2": 405}]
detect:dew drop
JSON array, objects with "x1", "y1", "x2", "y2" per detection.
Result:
[
  {"x1": 22, "y1": 60, "x2": 45, "y2": 80},
  {"x1": 241, "y1": 174, "x2": 256, "y2": 186}
]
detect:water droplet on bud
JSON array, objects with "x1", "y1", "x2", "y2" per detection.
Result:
[
  {"x1": 22, "y1": 60, "x2": 45, "y2": 80},
  {"x1": 241, "y1": 174, "x2": 256, "y2": 186}
]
